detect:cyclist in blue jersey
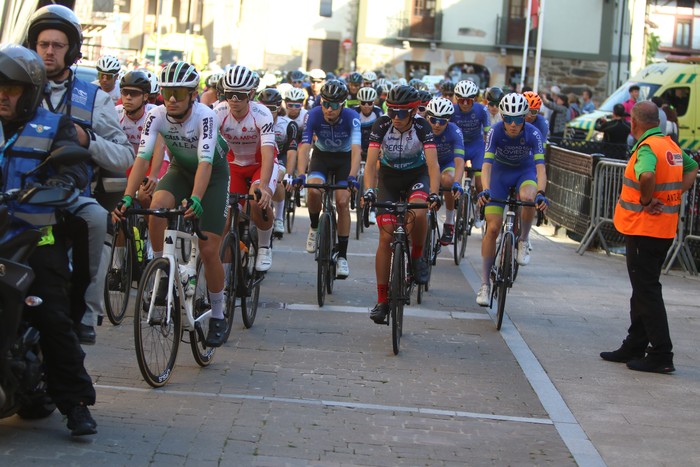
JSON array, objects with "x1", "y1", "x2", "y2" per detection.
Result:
[
  {"x1": 523, "y1": 91, "x2": 550, "y2": 141},
  {"x1": 295, "y1": 80, "x2": 361, "y2": 278},
  {"x1": 416, "y1": 90, "x2": 432, "y2": 119},
  {"x1": 475, "y1": 93, "x2": 548, "y2": 306},
  {"x1": 363, "y1": 85, "x2": 441, "y2": 323},
  {"x1": 352, "y1": 86, "x2": 384, "y2": 224},
  {"x1": 425, "y1": 97, "x2": 466, "y2": 245},
  {"x1": 451, "y1": 80, "x2": 490, "y2": 198}
]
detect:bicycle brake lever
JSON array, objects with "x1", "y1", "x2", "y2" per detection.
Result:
[{"x1": 254, "y1": 188, "x2": 269, "y2": 222}]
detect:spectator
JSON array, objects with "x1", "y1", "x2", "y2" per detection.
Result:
[
  {"x1": 581, "y1": 89, "x2": 595, "y2": 113},
  {"x1": 568, "y1": 93, "x2": 582, "y2": 119},
  {"x1": 622, "y1": 84, "x2": 639, "y2": 122},
  {"x1": 650, "y1": 96, "x2": 668, "y2": 137},
  {"x1": 594, "y1": 104, "x2": 631, "y2": 145},
  {"x1": 541, "y1": 91, "x2": 570, "y2": 138},
  {"x1": 663, "y1": 104, "x2": 679, "y2": 144}
]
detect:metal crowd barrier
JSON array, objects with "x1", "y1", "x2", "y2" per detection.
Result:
[{"x1": 663, "y1": 173, "x2": 700, "y2": 275}]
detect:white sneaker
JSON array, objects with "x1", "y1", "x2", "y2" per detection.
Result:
[
  {"x1": 273, "y1": 219, "x2": 284, "y2": 234},
  {"x1": 306, "y1": 228, "x2": 318, "y2": 253},
  {"x1": 368, "y1": 210, "x2": 377, "y2": 225},
  {"x1": 476, "y1": 283, "x2": 490, "y2": 307},
  {"x1": 336, "y1": 257, "x2": 349, "y2": 278},
  {"x1": 516, "y1": 240, "x2": 531, "y2": 266},
  {"x1": 255, "y1": 247, "x2": 273, "y2": 271},
  {"x1": 474, "y1": 217, "x2": 485, "y2": 229}
]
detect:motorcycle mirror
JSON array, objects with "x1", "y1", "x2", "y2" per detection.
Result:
[{"x1": 21, "y1": 146, "x2": 91, "y2": 188}]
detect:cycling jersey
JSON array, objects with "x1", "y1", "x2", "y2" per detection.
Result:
[
  {"x1": 484, "y1": 122, "x2": 545, "y2": 168},
  {"x1": 368, "y1": 115, "x2": 436, "y2": 170},
  {"x1": 530, "y1": 114, "x2": 550, "y2": 141},
  {"x1": 288, "y1": 108, "x2": 308, "y2": 142},
  {"x1": 301, "y1": 107, "x2": 361, "y2": 152},
  {"x1": 451, "y1": 102, "x2": 490, "y2": 143},
  {"x1": 351, "y1": 104, "x2": 383, "y2": 154},
  {"x1": 117, "y1": 103, "x2": 156, "y2": 155},
  {"x1": 272, "y1": 115, "x2": 299, "y2": 167},
  {"x1": 214, "y1": 100, "x2": 277, "y2": 167},
  {"x1": 433, "y1": 122, "x2": 465, "y2": 170}
]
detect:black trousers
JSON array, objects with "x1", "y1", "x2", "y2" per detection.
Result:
[
  {"x1": 623, "y1": 235, "x2": 674, "y2": 357},
  {"x1": 25, "y1": 231, "x2": 96, "y2": 414}
]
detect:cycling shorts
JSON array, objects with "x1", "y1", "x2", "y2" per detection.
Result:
[
  {"x1": 308, "y1": 148, "x2": 351, "y2": 185},
  {"x1": 155, "y1": 161, "x2": 230, "y2": 234},
  {"x1": 485, "y1": 161, "x2": 538, "y2": 215},
  {"x1": 463, "y1": 138, "x2": 485, "y2": 170},
  {"x1": 376, "y1": 165, "x2": 429, "y2": 219},
  {"x1": 229, "y1": 161, "x2": 279, "y2": 198}
]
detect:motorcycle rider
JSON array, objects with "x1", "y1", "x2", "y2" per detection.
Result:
[{"x1": 0, "y1": 44, "x2": 97, "y2": 436}]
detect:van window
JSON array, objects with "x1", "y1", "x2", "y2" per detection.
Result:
[
  {"x1": 598, "y1": 82, "x2": 661, "y2": 112},
  {"x1": 660, "y1": 86, "x2": 690, "y2": 117}
]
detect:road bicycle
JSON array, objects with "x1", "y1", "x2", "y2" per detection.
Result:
[
  {"x1": 220, "y1": 190, "x2": 266, "y2": 329},
  {"x1": 282, "y1": 179, "x2": 300, "y2": 235},
  {"x1": 128, "y1": 207, "x2": 232, "y2": 387},
  {"x1": 304, "y1": 182, "x2": 355, "y2": 307},
  {"x1": 365, "y1": 194, "x2": 429, "y2": 355},
  {"x1": 487, "y1": 187, "x2": 542, "y2": 330},
  {"x1": 355, "y1": 161, "x2": 365, "y2": 240},
  {"x1": 416, "y1": 204, "x2": 440, "y2": 304},
  {"x1": 453, "y1": 167, "x2": 480, "y2": 265}
]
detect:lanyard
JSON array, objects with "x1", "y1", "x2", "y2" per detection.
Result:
[{"x1": 0, "y1": 131, "x2": 19, "y2": 168}]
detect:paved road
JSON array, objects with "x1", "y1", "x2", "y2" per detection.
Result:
[{"x1": 1, "y1": 209, "x2": 699, "y2": 466}]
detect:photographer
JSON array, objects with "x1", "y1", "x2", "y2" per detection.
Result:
[{"x1": 594, "y1": 104, "x2": 631, "y2": 145}]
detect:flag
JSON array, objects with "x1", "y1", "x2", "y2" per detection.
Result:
[{"x1": 530, "y1": 0, "x2": 540, "y2": 30}]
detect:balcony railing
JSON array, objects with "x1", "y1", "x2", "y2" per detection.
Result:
[{"x1": 387, "y1": 11, "x2": 443, "y2": 42}]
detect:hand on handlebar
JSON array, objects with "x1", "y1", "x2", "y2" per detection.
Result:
[
  {"x1": 347, "y1": 175, "x2": 360, "y2": 191},
  {"x1": 363, "y1": 188, "x2": 376, "y2": 207},
  {"x1": 427, "y1": 192, "x2": 441, "y2": 211},
  {"x1": 112, "y1": 195, "x2": 132, "y2": 222},
  {"x1": 452, "y1": 181, "x2": 463, "y2": 196},
  {"x1": 256, "y1": 185, "x2": 273, "y2": 211},
  {"x1": 535, "y1": 192, "x2": 549, "y2": 211},
  {"x1": 476, "y1": 189, "x2": 491, "y2": 207},
  {"x1": 292, "y1": 174, "x2": 306, "y2": 188},
  {"x1": 183, "y1": 195, "x2": 203, "y2": 218}
]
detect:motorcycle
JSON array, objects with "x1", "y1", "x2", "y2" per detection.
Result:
[{"x1": 0, "y1": 146, "x2": 90, "y2": 420}]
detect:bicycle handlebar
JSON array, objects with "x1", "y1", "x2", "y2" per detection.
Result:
[
  {"x1": 123, "y1": 207, "x2": 209, "y2": 240},
  {"x1": 479, "y1": 197, "x2": 545, "y2": 227},
  {"x1": 253, "y1": 188, "x2": 268, "y2": 222}
]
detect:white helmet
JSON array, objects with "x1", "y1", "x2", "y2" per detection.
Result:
[
  {"x1": 375, "y1": 78, "x2": 392, "y2": 91},
  {"x1": 357, "y1": 86, "x2": 377, "y2": 102},
  {"x1": 498, "y1": 93, "x2": 529, "y2": 117},
  {"x1": 426, "y1": 97, "x2": 455, "y2": 118},
  {"x1": 137, "y1": 68, "x2": 159, "y2": 94},
  {"x1": 454, "y1": 79, "x2": 479, "y2": 99},
  {"x1": 96, "y1": 54, "x2": 120, "y2": 74},
  {"x1": 309, "y1": 68, "x2": 326, "y2": 80},
  {"x1": 224, "y1": 65, "x2": 257, "y2": 91},
  {"x1": 285, "y1": 87, "x2": 306, "y2": 102},
  {"x1": 258, "y1": 72, "x2": 277, "y2": 92},
  {"x1": 160, "y1": 61, "x2": 199, "y2": 88},
  {"x1": 362, "y1": 71, "x2": 377, "y2": 82},
  {"x1": 277, "y1": 82, "x2": 293, "y2": 100}
]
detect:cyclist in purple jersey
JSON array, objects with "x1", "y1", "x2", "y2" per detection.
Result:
[
  {"x1": 475, "y1": 93, "x2": 548, "y2": 306},
  {"x1": 523, "y1": 91, "x2": 549, "y2": 141}
]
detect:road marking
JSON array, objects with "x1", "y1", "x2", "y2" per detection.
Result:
[
  {"x1": 283, "y1": 303, "x2": 489, "y2": 320},
  {"x1": 95, "y1": 384, "x2": 552, "y2": 426}
]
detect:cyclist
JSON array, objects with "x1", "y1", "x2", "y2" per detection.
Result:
[
  {"x1": 408, "y1": 78, "x2": 429, "y2": 92},
  {"x1": 346, "y1": 71, "x2": 363, "y2": 108},
  {"x1": 439, "y1": 80, "x2": 455, "y2": 102},
  {"x1": 417, "y1": 90, "x2": 432, "y2": 118},
  {"x1": 215, "y1": 65, "x2": 277, "y2": 271},
  {"x1": 351, "y1": 86, "x2": 384, "y2": 224},
  {"x1": 452, "y1": 80, "x2": 490, "y2": 198},
  {"x1": 425, "y1": 97, "x2": 466, "y2": 245},
  {"x1": 289, "y1": 70, "x2": 306, "y2": 88},
  {"x1": 307, "y1": 68, "x2": 326, "y2": 109},
  {"x1": 201, "y1": 72, "x2": 223, "y2": 108},
  {"x1": 284, "y1": 87, "x2": 309, "y2": 139},
  {"x1": 363, "y1": 85, "x2": 441, "y2": 323},
  {"x1": 485, "y1": 87, "x2": 504, "y2": 126},
  {"x1": 475, "y1": 93, "x2": 548, "y2": 306},
  {"x1": 139, "y1": 68, "x2": 165, "y2": 106},
  {"x1": 113, "y1": 61, "x2": 230, "y2": 348},
  {"x1": 295, "y1": 80, "x2": 361, "y2": 278},
  {"x1": 523, "y1": 91, "x2": 549, "y2": 140},
  {"x1": 94, "y1": 54, "x2": 121, "y2": 104},
  {"x1": 259, "y1": 88, "x2": 299, "y2": 236},
  {"x1": 362, "y1": 70, "x2": 377, "y2": 88}
]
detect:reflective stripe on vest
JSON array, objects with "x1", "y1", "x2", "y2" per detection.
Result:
[{"x1": 69, "y1": 79, "x2": 98, "y2": 127}]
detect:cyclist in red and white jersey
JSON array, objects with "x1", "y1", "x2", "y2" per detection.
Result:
[
  {"x1": 284, "y1": 87, "x2": 308, "y2": 141},
  {"x1": 214, "y1": 65, "x2": 277, "y2": 271}
]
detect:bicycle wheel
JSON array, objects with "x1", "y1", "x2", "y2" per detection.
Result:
[
  {"x1": 453, "y1": 196, "x2": 469, "y2": 265},
  {"x1": 355, "y1": 174, "x2": 364, "y2": 240},
  {"x1": 495, "y1": 236, "x2": 513, "y2": 331},
  {"x1": 424, "y1": 213, "x2": 436, "y2": 292},
  {"x1": 104, "y1": 223, "x2": 132, "y2": 325},
  {"x1": 190, "y1": 258, "x2": 216, "y2": 366},
  {"x1": 220, "y1": 231, "x2": 239, "y2": 335},
  {"x1": 316, "y1": 214, "x2": 330, "y2": 306},
  {"x1": 134, "y1": 257, "x2": 181, "y2": 387},
  {"x1": 324, "y1": 216, "x2": 336, "y2": 295},
  {"x1": 240, "y1": 226, "x2": 260, "y2": 328},
  {"x1": 285, "y1": 191, "x2": 295, "y2": 234},
  {"x1": 389, "y1": 241, "x2": 406, "y2": 355}
]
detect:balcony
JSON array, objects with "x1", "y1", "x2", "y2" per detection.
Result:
[
  {"x1": 496, "y1": 15, "x2": 536, "y2": 49},
  {"x1": 387, "y1": 11, "x2": 443, "y2": 43}
]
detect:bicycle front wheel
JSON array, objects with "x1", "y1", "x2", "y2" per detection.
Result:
[
  {"x1": 134, "y1": 257, "x2": 181, "y2": 387},
  {"x1": 390, "y1": 241, "x2": 406, "y2": 355},
  {"x1": 104, "y1": 224, "x2": 132, "y2": 325},
  {"x1": 220, "y1": 231, "x2": 239, "y2": 336},
  {"x1": 496, "y1": 237, "x2": 513, "y2": 331},
  {"x1": 285, "y1": 191, "x2": 295, "y2": 234},
  {"x1": 316, "y1": 214, "x2": 330, "y2": 307},
  {"x1": 355, "y1": 174, "x2": 364, "y2": 240},
  {"x1": 240, "y1": 226, "x2": 260, "y2": 328},
  {"x1": 190, "y1": 258, "x2": 217, "y2": 366},
  {"x1": 453, "y1": 195, "x2": 468, "y2": 265}
]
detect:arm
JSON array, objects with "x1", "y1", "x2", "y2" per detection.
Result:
[
  {"x1": 425, "y1": 146, "x2": 440, "y2": 194},
  {"x1": 296, "y1": 143, "x2": 311, "y2": 176},
  {"x1": 258, "y1": 145, "x2": 275, "y2": 209},
  {"x1": 51, "y1": 115, "x2": 90, "y2": 190},
  {"x1": 85, "y1": 89, "x2": 136, "y2": 173}
]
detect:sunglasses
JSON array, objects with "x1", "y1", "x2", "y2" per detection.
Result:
[
  {"x1": 162, "y1": 88, "x2": 193, "y2": 101},
  {"x1": 311, "y1": 79, "x2": 324, "y2": 84},
  {"x1": 488, "y1": 102, "x2": 499, "y2": 107},
  {"x1": 387, "y1": 108, "x2": 411, "y2": 119},
  {"x1": 529, "y1": 109, "x2": 539, "y2": 115},
  {"x1": 502, "y1": 115, "x2": 526, "y2": 125},
  {"x1": 0, "y1": 83, "x2": 24, "y2": 97},
  {"x1": 428, "y1": 116, "x2": 449, "y2": 126},
  {"x1": 360, "y1": 101, "x2": 374, "y2": 106},
  {"x1": 286, "y1": 102, "x2": 303, "y2": 109},
  {"x1": 292, "y1": 80, "x2": 303, "y2": 85},
  {"x1": 98, "y1": 72, "x2": 116, "y2": 80},
  {"x1": 120, "y1": 88, "x2": 146, "y2": 97},
  {"x1": 458, "y1": 97, "x2": 473, "y2": 105},
  {"x1": 224, "y1": 90, "x2": 250, "y2": 101},
  {"x1": 265, "y1": 105, "x2": 280, "y2": 112},
  {"x1": 321, "y1": 100, "x2": 343, "y2": 110}
]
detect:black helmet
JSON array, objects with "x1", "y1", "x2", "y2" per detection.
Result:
[
  {"x1": 386, "y1": 85, "x2": 419, "y2": 108},
  {"x1": 417, "y1": 90, "x2": 432, "y2": 105},
  {"x1": 289, "y1": 70, "x2": 305, "y2": 82},
  {"x1": 120, "y1": 70, "x2": 151, "y2": 94},
  {"x1": 27, "y1": 5, "x2": 83, "y2": 66},
  {"x1": 347, "y1": 72, "x2": 363, "y2": 84},
  {"x1": 440, "y1": 81, "x2": 455, "y2": 93},
  {"x1": 258, "y1": 88, "x2": 282, "y2": 106},
  {"x1": 408, "y1": 79, "x2": 429, "y2": 91},
  {"x1": 485, "y1": 87, "x2": 504, "y2": 105},
  {"x1": 320, "y1": 79, "x2": 348, "y2": 103},
  {"x1": 0, "y1": 44, "x2": 46, "y2": 122}
]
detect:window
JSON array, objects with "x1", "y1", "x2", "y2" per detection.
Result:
[
  {"x1": 674, "y1": 19, "x2": 692, "y2": 49},
  {"x1": 320, "y1": 0, "x2": 333, "y2": 17},
  {"x1": 661, "y1": 87, "x2": 690, "y2": 117}
]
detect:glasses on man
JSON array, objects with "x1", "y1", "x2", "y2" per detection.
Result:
[
  {"x1": 457, "y1": 97, "x2": 473, "y2": 105},
  {"x1": 529, "y1": 109, "x2": 539, "y2": 116},
  {"x1": 286, "y1": 102, "x2": 303, "y2": 109},
  {"x1": 265, "y1": 105, "x2": 279, "y2": 113},
  {"x1": 36, "y1": 41, "x2": 68, "y2": 51},
  {"x1": 428, "y1": 116, "x2": 449, "y2": 126},
  {"x1": 0, "y1": 83, "x2": 25, "y2": 97},
  {"x1": 311, "y1": 79, "x2": 324, "y2": 84},
  {"x1": 162, "y1": 88, "x2": 193, "y2": 102},
  {"x1": 292, "y1": 80, "x2": 303, "y2": 85},
  {"x1": 502, "y1": 115, "x2": 526, "y2": 125},
  {"x1": 321, "y1": 100, "x2": 343, "y2": 110},
  {"x1": 120, "y1": 88, "x2": 146, "y2": 98},
  {"x1": 387, "y1": 108, "x2": 411, "y2": 119},
  {"x1": 224, "y1": 90, "x2": 250, "y2": 101},
  {"x1": 98, "y1": 72, "x2": 116, "y2": 80},
  {"x1": 360, "y1": 101, "x2": 374, "y2": 106}
]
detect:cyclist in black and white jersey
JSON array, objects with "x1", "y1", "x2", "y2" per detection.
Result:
[
  {"x1": 351, "y1": 86, "x2": 383, "y2": 224},
  {"x1": 284, "y1": 87, "x2": 308, "y2": 143}
]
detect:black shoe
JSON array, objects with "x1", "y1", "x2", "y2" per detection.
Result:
[
  {"x1": 75, "y1": 324, "x2": 96, "y2": 345},
  {"x1": 440, "y1": 224, "x2": 454, "y2": 246},
  {"x1": 600, "y1": 346, "x2": 645, "y2": 363},
  {"x1": 413, "y1": 257, "x2": 430, "y2": 285},
  {"x1": 627, "y1": 355, "x2": 675, "y2": 374},
  {"x1": 107, "y1": 269, "x2": 122, "y2": 291},
  {"x1": 205, "y1": 318, "x2": 227, "y2": 347},
  {"x1": 66, "y1": 405, "x2": 97, "y2": 436},
  {"x1": 370, "y1": 303, "x2": 389, "y2": 324},
  {"x1": 154, "y1": 276, "x2": 169, "y2": 306}
]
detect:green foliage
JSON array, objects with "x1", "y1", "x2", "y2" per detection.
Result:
[{"x1": 646, "y1": 32, "x2": 661, "y2": 65}]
